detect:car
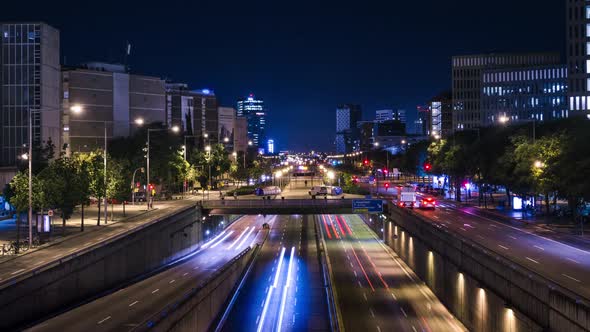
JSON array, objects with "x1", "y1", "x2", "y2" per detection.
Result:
[
  {"x1": 309, "y1": 186, "x2": 329, "y2": 196},
  {"x1": 419, "y1": 196, "x2": 437, "y2": 210}
]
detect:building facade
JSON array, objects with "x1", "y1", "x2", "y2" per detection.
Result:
[
  {"x1": 566, "y1": 0, "x2": 590, "y2": 115},
  {"x1": 233, "y1": 117, "x2": 248, "y2": 153},
  {"x1": 237, "y1": 94, "x2": 266, "y2": 149},
  {"x1": 481, "y1": 65, "x2": 568, "y2": 125},
  {"x1": 218, "y1": 106, "x2": 236, "y2": 149},
  {"x1": 62, "y1": 62, "x2": 166, "y2": 153},
  {"x1": 452, "y1": 53, "x2": 561, "y2": 131},
  {"x1": 0, "y1": 22, "x2": 60, "y2": 168},
  {"x1": 335, "y1": 104, "x2": 362, "y2": 153},
  {"x1": 165, "y1": 83, "x2": 193, "y2": 133},
  {"x1": 429, "y1": 91, "x2": 452, "y2": 138}
]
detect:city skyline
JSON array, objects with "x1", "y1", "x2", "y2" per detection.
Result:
[{"x1": 0, "y1": 0, "x2": 564, "y2": 151}]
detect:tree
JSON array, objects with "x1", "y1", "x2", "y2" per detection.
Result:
[
  {"x1": 75, "y1": 151, "x2": 106, "y2": 225},
  {"x1": 38, "y1": 157, "x2": 86, "y2": 234},
  {"x1": 105, "y1": 158, "x2": 130, "y2": 219},
  {"x1": 7, "y1": 172, "x2": 44, "y2": 252}
]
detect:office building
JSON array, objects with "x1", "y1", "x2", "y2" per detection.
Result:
[
  {"x1": 0, "y1": 23, "x2": 60, "y2": 172},
  {"x1": 566, "y1": 0, "x2": 590, "y2": 114},
  {"x1": 413, "y1": 105, "x2": 431, "y2": 136},
  {"x1": 375, "y1": 109, "x2": 406, "y2": 124},
  {"x1": 218, "y1": 106, "x2": 236, "y2": 149},
  {"x1": 165, "y1": 84, "x2": 218, "y2": 145},
  {"x1": 452, "y1": 53, "x2": 560, "y2": 131},
  {"x1": 481, "y1": 65, "x2": 568, "y2": 125},
  {"x1": 335, "y1": 104, "x2": 362, "y2": 153},
  {"x1": 233, "y1": 117, "x2": 248, "y2": 153},
  {"x1": 237, "y1": 94, "x2": 266, "y2": 148},
  {"x1": 267, "y1": 139, "x2": 274, "y2": 154},
  {"x1": 62, "y1": 62, "x2": 166, "y2": 153},
  {"x1": 357, "y1": 121, "x2": 375, "y2": 151},
  {"x1": 429, "y1": 91, "x2": 453, "y2": 138}
]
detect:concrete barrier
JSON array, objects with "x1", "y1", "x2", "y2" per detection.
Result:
[
  {"x1": 132, "y1": 246, "x2": 258, "y2": 332},
  {"x1": 0, "y1": 204, "x2": 204, "y2": 330},
  {"x1": 384, "y1": 202, "x2": 590, "y2": 332}
]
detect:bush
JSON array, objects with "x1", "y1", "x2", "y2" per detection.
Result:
[{"x1": 226, "y1": 186, "x2": 256, "y2": 196}]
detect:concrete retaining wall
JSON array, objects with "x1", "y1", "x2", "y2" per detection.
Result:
[
  {"x1": 384, "y1": 202, "x2": 590, "y2": 332},
  {"x1": 133, "y1": 246, "x2": 257, "y2": 332},
  {"x1": 0, "y1": 204, "x2": 203, "y2": 330}
]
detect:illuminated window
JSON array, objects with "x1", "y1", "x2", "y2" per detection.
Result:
[
  {"x1": 586, "y1": 6, "x2": 590, "y2": 19},
  {"x1": 587, "y1": 24, "x2": 590, "y2": 37}
]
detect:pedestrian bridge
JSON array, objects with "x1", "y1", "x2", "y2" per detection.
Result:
[{"x1": 199, "y1": 199, "x2": 382, "y2": 215}]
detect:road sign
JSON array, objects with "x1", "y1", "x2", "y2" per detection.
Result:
[{"x1": 352, "y1": 199, "x2": 383, "y2": 213}]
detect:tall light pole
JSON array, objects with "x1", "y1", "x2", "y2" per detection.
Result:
[
  {"x1": 142, "y1": 122, "x2": 180, "y2": 209},
  {"x1": 182, "y1": 135, "x2": 197, "y2": 197},
  {"x1": 205, "y1": 145, "x2": 212, "y2": 194},
  {"x1": 28, "y1": 108, "x2": 33, "y2": 249},
  {"x1": 70, "y1": 105, "x2": 109, "y2": 224}
]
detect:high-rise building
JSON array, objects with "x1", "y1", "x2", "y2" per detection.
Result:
[
  {"x1": 375, "y1": 109, "x2": 406, "y2": 124},
  {"x1": 481, "y1": 65, "x2": 568, "y2": 125},
  {"x1": 452, "y1": 53, "x2": 560, "y2": 131},
  {"x1": 0, "y1": 23, "x2": 60, "y2": 171},
  {"x1": 218, "y1": 106, "x2": 236, "y2": 149},
  {"x1": 566, "y1": 0, "x2": 590, "y2": 115},
  {"x1": 233, "y1": 117, "x2": 248, "y2": 153},
  {"x1": 335, "y1": 104, "x2": 362, "y2": 153},
  {"x1": 429, "y1": 91, "x2": 453, "y2": 139},
  {"x1": 62, "y1": 62, "x2": 166, "y2": 154},
  {"x1": 192, "y1": 89, "x2": 218, "y2": 145},
  {"x1": 267, "y1": 139, "x2": 274, "y2": 154},
  {"x1": 376, "y1": 109, "x2": 394, "y2": 122},
  {"x1": 237, "y1": 94, "x2": 266, "y2": 148},
  {"x1": 165, "y1": 83, "x2": 194, "y2": 133}
]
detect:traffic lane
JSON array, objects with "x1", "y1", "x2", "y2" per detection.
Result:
[
  {"x1": 330, "y1": 215, "x2": 464, "y2": 332},
  {"x1": 414, "y1": 206, "x2": 590, "y2": 297},
  {"x1": 30, "y1": 215, "x2": 266, "y2": 332},
  {"x1": 221, "y1": 215, "x2": 299, "y2": 332},
  {"x1": 221, "y1": 214, "x2": 330, "y2": 332}
]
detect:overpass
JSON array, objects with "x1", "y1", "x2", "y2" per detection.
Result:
[{"x1": 200, "y1": 199, "x2": 381, "y2": 215}]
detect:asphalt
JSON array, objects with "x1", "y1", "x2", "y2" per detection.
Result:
[
  {"x1": 322, "y1": 214, "x2": 465, "y2": 332},
  {"x1": 220, "y1": 214, "x2": 330, "y2": 332},
  {"x1": 28, "y1": 215, "x2": 267, "y2": 332},
  {"x1": 411, "y1": 201, "x2": 590, "y2": 300}
]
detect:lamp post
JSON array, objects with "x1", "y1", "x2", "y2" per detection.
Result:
[
  {"x1": 27, "y1": 108, "x2": 33, "y2": 249},
  {"x1": 205, "y1": 145, "x2": 212, "y2": 196},
  {"x1": 70, "y1": 104, "x2": 109, "y2": 225},
  {"x1": 182, "y1": 135, "x2": 197, "y2": 197},
  {"x1": 143, "y1": 123, "x2": 180, "y2": 209}
]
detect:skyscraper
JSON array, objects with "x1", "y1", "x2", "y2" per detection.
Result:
[
  {"x1": 566, "y1": 0, "x2": 590, "y2": 115},
  {"x1": 335, "y1": 104, "x2": 362, "y2": 153},
  {"x1": 267, "y1": 139, "x2": 274, "y2": 154},
  {"x1": 237, "y1": 94, "x2": 266, "y2": 149},
  {"x1": 218, "y1": 106, "x2": 236, "y2": 149},
  {"x1": 0, "y1": 23, "x2": 60, "y2": 169}
]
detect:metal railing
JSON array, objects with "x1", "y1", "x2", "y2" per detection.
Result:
[{"x1": 201, "y1": 199, "x2": 354, "y2": 209}]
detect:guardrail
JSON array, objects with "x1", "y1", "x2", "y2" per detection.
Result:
[
  {"x1": 201, "y1": 199, "x2": 354, "y2": 209},
  {"x1": 389, "y1": 201, "x2": 590, "y2": 331}
]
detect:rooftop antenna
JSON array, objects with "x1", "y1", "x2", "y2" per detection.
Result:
[{"x1": 124, "y1": 41, "x2": 131, "y2": 72}]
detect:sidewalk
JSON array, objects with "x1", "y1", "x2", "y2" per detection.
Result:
[
  {"x1": 0, "y1": 198, "x2": 198, "y2": 286},
  {"x1": 0, "y1": 198, "x2": 194, "y2": 259}
]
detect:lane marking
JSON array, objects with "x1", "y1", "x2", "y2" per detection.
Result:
[
  {"x1": 152, "y1": 289, "x2": 159, "y2": 294},
  {"x1": 129, "y1": 300, "x2": 139, "y2": 307},
  {"x1": 369, "y1": 308, "x2": 375, "y2": 318},
  {"x1": 534, "y1": 245, "x2": 545, "y2": 251},
  {"x1": 567, "y1": 258, "x2": 579, "y2": 264},
  {"x1": 400, "y1": 307, "x2": 408, "y2": 318},
  {"x1": 526, "y1": 257, "x2": 540, "y2": 264},
  {"x1": 169, "y1": 279, "x2": 175, "y2": 284},
  {"x1": 509, "y1": 236, "x2": 517, "y2": 240},
  {"x1": 11, "y1": 269, "x2": 25, "y2": 275},
  {"x1": 498, "y1": 245, "x2": 509, "y2": 250},
  {"x1": 97, "y1": 316, "x2": 111, "y2": 324},
  {"x1": 562, "y1": 273, "x2": 581, "y2": 283}
]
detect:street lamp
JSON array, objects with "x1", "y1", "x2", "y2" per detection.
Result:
[
  {"x1": 224, "y1": 137, "x2": 229, "y2": 143},
  {"x1": 205, "y1": 145, "x2": 212, "y2": 193},
  {"x1": 71, "y1": 104, "x2": 109, "y2": 225},
  {"x1": 534, "y1": 160, "x2": 545, "y2": 169},
  {"x1": 142, "y1": 124, "x2": 180, "y2": 209},
  {"x1": 248, "y1": 140, "x2": 253, "y2": 146}
]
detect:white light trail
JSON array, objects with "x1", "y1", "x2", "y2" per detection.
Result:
[
  {"x1": 210, "y1": 231, "x2": 234, "y2": 248},
  {"x1": 277, "y1": 246, "x2": 296, "y2": 332},
  {"x1": 227, "y1": 227, "x2": 250, "y2": 250}
]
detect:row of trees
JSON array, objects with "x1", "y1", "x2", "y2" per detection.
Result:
[
  {"x1": 390, "y1": 118, "x2": 590, "y2": 221},
  {"x1": 3, "y1": 123, "x2": 275, "y2": 240}
]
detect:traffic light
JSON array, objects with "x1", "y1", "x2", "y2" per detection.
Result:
[
  {"x1": 148, "y1": 184, "x2": 154, "y2": 191},
  {"x1": 424, "y1": 163, "x2": 432, "y2": 172},
  {"x1": 384, "y1": 183, "x2": 390, "y2": 191},
  {"x1": 363, "y1": 159, "x2": 369, "y2": 166}
]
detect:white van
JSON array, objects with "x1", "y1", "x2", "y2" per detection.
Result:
[{"x1": 309, "y1": 186, "x2": 329, "y2": 196}]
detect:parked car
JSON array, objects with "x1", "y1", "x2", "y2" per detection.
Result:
[{"x1": 309, "y1": 186, "x2": 329, "y2": 196}]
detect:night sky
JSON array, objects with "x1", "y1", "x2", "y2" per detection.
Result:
[{"x1": 2, "y1": 0, "x2": 564, "y2": 152}]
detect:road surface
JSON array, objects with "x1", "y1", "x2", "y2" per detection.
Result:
[
  {"x1": 220, "y1": 214, "x2": 330, "y2": 332},
  {"x1": 411, "y1": 201, "x2": 590, "y2": 300},
  {"x1": 29, "y1": 215, "x2": 266, "y2": 331},
  {"x1": 321, "y1": 214, "x2": 465, "y2": 332}
]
